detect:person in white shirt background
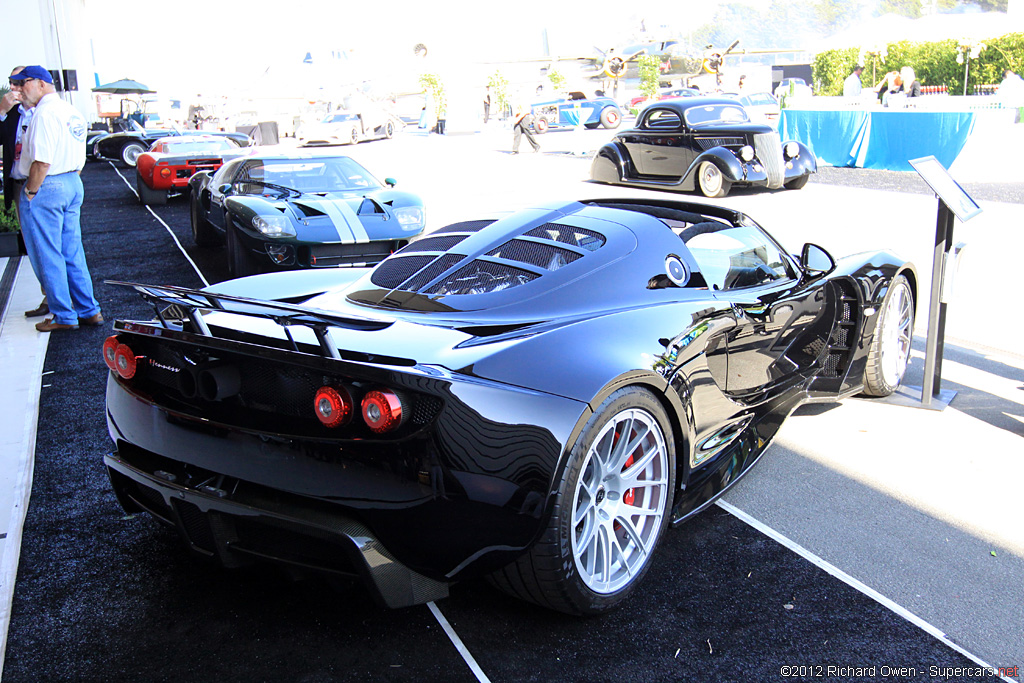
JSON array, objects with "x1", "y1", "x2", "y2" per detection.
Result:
[{"x1": 12, "y1": 65, "x2": 102, "y2": 333}]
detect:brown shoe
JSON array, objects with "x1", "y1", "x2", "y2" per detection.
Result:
[
  {"x1": 79, "y1": 313, "x2": 104, "y2": 326},
  {"x1": 35, "y1": 317, "x2": 79, "y2": 332},
  {"x1": 24, "y1": 301, "x2": 49, "y2": 318}
]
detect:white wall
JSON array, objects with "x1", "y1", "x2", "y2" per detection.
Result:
[{"x1": 0, "y1": 0, "x2": 95, "y2": 121}]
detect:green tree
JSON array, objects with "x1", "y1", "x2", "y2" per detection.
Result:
[
  {"x1": 488, "y1": 70, "x2": 509, "y2": 119},
  {"x1": 638, "y1": 55, "x2": 661, "y2": 100},
  {"x1": 419, "y1": 73, "x2": 446, "y2": 119},
  {"x1": 547, "y1": 69, "x2": 566, "y2": 92}
]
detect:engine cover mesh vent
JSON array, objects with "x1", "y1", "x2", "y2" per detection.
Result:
[
  {"x1": 525, "y1": 223, "x2": 605, "y2": 252},
  {"x1": 370, "y1": 255, "x2": 436, "y2": 290},
  {"x1": 487, "y1": 239, "x2": 581, "y2": 271},
  {"x1": 396, "y1": 234, "x2": 468, "y2": 255},
  {"x1": 427, "y1": 261, "x2": 539, "y2": 296},
  {"x1": 403, "y1": 253, "x2": 466, "y2": 292},
  {"x1": 432, "y1": 219, "x2": 497, "y2": 235}
]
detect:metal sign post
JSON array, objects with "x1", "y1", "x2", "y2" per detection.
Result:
[{"x1": 907, "y1": 156, "x2": 982, "y2": 410}]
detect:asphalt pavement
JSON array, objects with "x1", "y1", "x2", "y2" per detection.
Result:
[{"x1": 0, "y1": 122, "x2": 1021, "y2": 682}]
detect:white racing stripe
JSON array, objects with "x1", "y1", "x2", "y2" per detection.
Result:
[
  {"x1": 111, "y1": 163, "x2": 210, "y2": 287},
  {"x1": 303, "y1": 197, "x2": 369, "y2": 243},
  {"x1": 716, "y1": 500, "x2": 1017, "y2": 683},
  {"x1": 428, "y1": 601, "x2": 492, "y2": 683}
]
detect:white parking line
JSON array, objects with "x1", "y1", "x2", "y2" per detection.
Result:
[
  {"x1": 716, "y1": 500, "x2": 1017, "y2": 683},
  {"x1": 110, "y1": 163, "x2": 209, "y2": 287},
  {"x1": 427, "y1": 601, "x2": 492, "y2": 683}
]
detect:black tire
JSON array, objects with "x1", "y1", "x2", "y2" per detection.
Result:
[
  {"x1": 349, "y1": 127, "x2": 359, "y2": 145},
  {"x1": 785, "y1": 175, "x2": 809, "y2": 190},
  {"x1": 534, "y1": 117, "x2": 549, "y2": 134},
  {"x1": 385, "y1": 121, "x2": 395, "y2": 139},
  {"x1": 696, "y1": 160, "x2": 731, "y2": 198},
  {"x1": 862, "y1": 274, "x2": 914, "y2": 397},
  {"x1": 488, "y1": 386, "x2": 675, "y2": 615},
  {"x1": 121, "y1": 142, "x2": 146, "y2": 167},
  {"x1": 136, "y1": 172, "x2": 167, "y2": 205},
  {"x1": 190, "y1": 193, "x2": 222, "y2": 247},
  {"x1": 226, "y1": 226, "x2": 260, "y2": 278},
  {"x1": 600, "y1": 107, "x2": 621, "y2": 129}
]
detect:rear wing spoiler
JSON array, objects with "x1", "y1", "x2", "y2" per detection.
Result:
[{"x1": 108, "y1": 280, "x2": 392, "y2": 361}]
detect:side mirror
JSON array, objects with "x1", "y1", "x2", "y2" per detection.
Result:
[
  {"x1": 217, "y1": 183, "x2": 233, "y2": 195},
  {"x1": 384, "y1": 177, "x2": 397, "y2": 188},
  {"x1": 800, "y1": 243, "x2": 835, "y2": 277}
]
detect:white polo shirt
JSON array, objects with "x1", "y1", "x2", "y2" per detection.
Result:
[{"x1": 15, "y1": 92, "x2": 87, "y2": 177}]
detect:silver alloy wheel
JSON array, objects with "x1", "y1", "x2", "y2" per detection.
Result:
[
  {"x1": 571, "y1": 407, "x2": 669, "y2": 594},
  {"x1": 880, "y1": 279, "x2": 913, "y2": 388},
  {"x1": 698, "y1": 161, "x2": 723, "y2": 197}
]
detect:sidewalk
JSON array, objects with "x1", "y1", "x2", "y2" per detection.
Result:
[{"x1": 0, "y1": 257, "x2": 49, "y2": 676}]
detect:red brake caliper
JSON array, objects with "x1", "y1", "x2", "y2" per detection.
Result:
[{"x1": 622, "y1": 455, "x2": 635, "y2": 506}]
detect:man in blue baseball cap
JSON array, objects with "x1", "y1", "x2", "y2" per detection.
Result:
[{"x1": 13, "y1": 65, "x2": 103, "y2": 332}]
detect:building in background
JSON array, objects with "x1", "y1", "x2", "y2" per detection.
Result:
[{"x1": 1, "y1": 0, "x2": 94, "y2": 122}]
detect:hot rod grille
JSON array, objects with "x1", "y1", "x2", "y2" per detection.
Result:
[
  {"x1": 487, "y1": 240, "x2": 581, "y2": 271},
  {"x1": 754, "y1": 132, "x2": 785, "y2": 189}
]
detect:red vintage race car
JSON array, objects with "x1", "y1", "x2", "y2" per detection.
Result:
[{"x1": 135, "y1": 135, "x2": 248, "y2": 205}]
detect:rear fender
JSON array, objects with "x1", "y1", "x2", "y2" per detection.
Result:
[{"x1": 590, "y1": 142, "x2": 633, "y2": 183}]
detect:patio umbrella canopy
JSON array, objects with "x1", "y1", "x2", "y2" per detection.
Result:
[{"x1": 92, "y1": 78, "x2": 155, "y2": 95}]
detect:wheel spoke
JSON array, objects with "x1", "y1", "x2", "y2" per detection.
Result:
[{"x1": 615, "y1": 513, "x2": 648, "y2": 557}]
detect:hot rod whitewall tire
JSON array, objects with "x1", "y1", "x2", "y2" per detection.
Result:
[
  {"x1": 534, "y1": 118, "x2": 549, "y2": 134},
  {"x1": 862, "y1": 274, "x2": 914, "y2": 397},
  {"x1": 697, "y1": 161, "x2": 731, "y2": 198},
  {"x1": 121, "y1": 142, "x2": 147, "y2": 167},
  {"x1": 785, "y1": 175, "x2": 809, "y2": 190},
  {"x1": 189, "y1": 194, "x2": 223, "y2": 247},
  {"x1": 489, "y1": 386, "x2": 675, "y2": 615},
  {"x1": 600, "y1": 107, "x2": 621, "y2": 129},
  {"x1": 136, "y1": 172, "x2": 167, "y2": 206}
]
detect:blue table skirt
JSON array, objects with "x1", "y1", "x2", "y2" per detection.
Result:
[{"x1": 780, "y1": 109, "x2": 976, "y2": 172}]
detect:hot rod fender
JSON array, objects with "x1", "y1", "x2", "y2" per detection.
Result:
[
  {"x1": 590, "y1": 142, "x2": 635, "y2": 183},
  {"x1": 680, "y1": 147, "x2": 746, "y2": 191},
  {"x1": 784, "y1": 141, "x2": 817, "y2": 180}
]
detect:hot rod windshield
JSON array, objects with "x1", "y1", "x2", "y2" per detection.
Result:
[{"x1": 684, "y1": 104, "x2": 750, "y2": 126}]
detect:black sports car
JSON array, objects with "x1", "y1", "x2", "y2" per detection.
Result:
[
  {"x1": 93, "y1": 121, "x2": 251, "y2": 167},
  {"x1": 102, "y1": 198, "x2": 915, "y2": 614},
  {"x1": 591, "y1": 97, "x2": 816, "y2": 198},
  {"x1": 187, "y1": 152, "x2": 426, "y2": 278}
]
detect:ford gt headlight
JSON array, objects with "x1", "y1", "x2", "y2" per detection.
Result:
[
  {"x1": 739, "y1": 145, "x2": 755, "y2": 162},
  {"x1": 783, "y1": 141, "x2": 800, "y2": 159},
  {"x1": 393, "y1": 206, "x2": 425, "y2": 232},
  {"x1": 252, "y1": 215, "x2": 296, "y2": 238}
]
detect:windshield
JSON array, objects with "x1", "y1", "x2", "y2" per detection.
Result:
[
  {"x1": 323, "y1": 113, "x2": 360, "y2": 123},
  {"x1": 164, "y1": 139, "x2": 237, "y2": 154},
  {"x1": 683, "y1": 104, "x2": 750, "y2": 126},
  {"x1": 235, "y1": 157, "x2": 381, "y2": 194}
]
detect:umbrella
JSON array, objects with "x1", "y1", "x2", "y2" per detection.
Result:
[{"x1": 92, "y1": 78, "x2": 155, "y2": 95}]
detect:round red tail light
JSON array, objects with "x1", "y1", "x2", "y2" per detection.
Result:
[
  {"x1": 159, "y1": 167, "x2": 171, "y2": 178},
  {"x1": 113, "y1": 344, "x2": 138, "y2": 379},
  {"x1": 102, "y1": 336, "x2": 119, "y2": 371},
  {"x1": 361, "y1": 389, "x2": 405, "y2": 434},
  {"x1": 314, "y1": 386, "x2": 353, "y2": 428}
]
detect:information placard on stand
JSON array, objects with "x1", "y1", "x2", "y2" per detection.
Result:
[{"x1": 893, "y1": 156, "x2": 982, "y2": 410}]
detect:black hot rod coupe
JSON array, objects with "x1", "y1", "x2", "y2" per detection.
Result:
[
  {"x1": 102, "y1": 198, "x2": 915, "y2": 614},
  {"x1": 590, "y1": 97, "x2": 816, "y2": 198}
]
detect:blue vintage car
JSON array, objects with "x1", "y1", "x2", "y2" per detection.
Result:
[{"x1": 530, "y1": 92, "x2": 623, "y2": 133}]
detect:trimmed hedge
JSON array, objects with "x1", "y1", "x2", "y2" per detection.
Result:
[{"x1": 814, "y1": 32, "x2": 1024, "y2": 95}]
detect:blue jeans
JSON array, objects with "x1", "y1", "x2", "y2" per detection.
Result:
[{"x1": 19, "y1": 172, "x2": 101, "y2": 325}]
